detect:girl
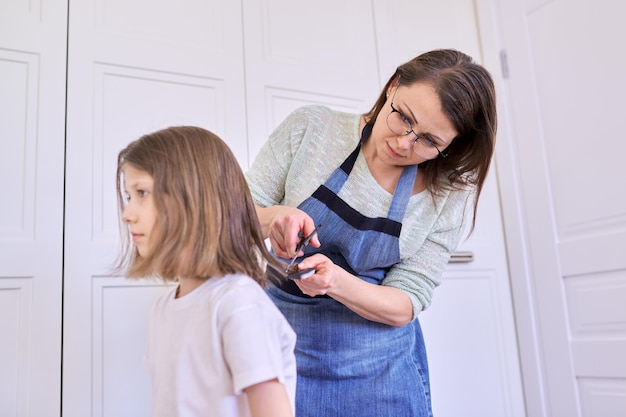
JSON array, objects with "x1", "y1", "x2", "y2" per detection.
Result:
[{"x1": 115, "y1": 126, "x2": 296, "y2": 417}]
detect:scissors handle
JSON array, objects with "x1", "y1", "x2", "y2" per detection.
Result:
[
  {"x1": 286, "y1": 223, "x2": 322, "y2": 272},
  {"x1": 296, "y1": 224, "x2": 321, "y2": 251}
]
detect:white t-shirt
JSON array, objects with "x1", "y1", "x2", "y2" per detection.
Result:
[{"x1": 143, "y1": 274, "x2": 297, "y2": 417}]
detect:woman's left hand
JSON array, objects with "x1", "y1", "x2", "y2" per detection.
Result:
[
  {"x1": 292, "y1": 253, "x2": 414, "y2": 327},
  {"x1": 292, "y1": 253, "x2": 339, "y2": 297}
]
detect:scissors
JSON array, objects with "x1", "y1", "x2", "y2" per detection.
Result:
[{"x1": 285, "y1": 224, "x2": 322, "y2": 274}]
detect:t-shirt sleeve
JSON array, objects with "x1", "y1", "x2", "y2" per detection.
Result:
[{"x1": 219, "y1": 289, "x2": 296, "y2": 394}]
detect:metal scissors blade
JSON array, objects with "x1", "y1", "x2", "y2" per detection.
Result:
[{"x1": 285, "y1": 224, "x2": 322, "y2": 272}]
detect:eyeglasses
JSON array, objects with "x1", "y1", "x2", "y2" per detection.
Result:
[{"x1": 386, "y1": 89, "x2": 448, "y2": 159}]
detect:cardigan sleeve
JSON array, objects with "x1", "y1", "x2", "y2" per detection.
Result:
[
  {"x1": 383, "y1": 187, "x2": 475, "y2": 320},
  {"x1": 246, "y1": 105, "x2": 359, "y2": 209}
]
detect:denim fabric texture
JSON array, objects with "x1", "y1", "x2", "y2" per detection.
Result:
[{"x1": 271, "y1": 139, "x2": 433, "y2": 417}]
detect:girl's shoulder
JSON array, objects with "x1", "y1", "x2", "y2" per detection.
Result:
[
  {"x1": 215, "y1": 274, "x2": 271, "y2": 304},
  {"x1": 214, "y1": 275, "x2": 290, "y2": 324}
]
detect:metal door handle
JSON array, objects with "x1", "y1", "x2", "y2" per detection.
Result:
[{"x1": 449, "y1": 251, "x2": 474, "y2": 263}]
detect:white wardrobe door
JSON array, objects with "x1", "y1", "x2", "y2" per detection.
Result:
[
  {"x1": 242, "y1": 0, "x2": 381, "y2": 161},
  {"x1": 496, "y1": 0, "x2": 626, "y2": 416},
  {"x1": 62, "y1": 0, "x2": 247, "y2": 415},
  {"x1": 373, "y1": 1, "x2": 526, "y2": 417},
  {"x1": 0, "y1": 1, "x2": 67, "y2": 416}
]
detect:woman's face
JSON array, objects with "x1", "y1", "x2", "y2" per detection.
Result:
[{"x1": 369, "y1": 80, "x2": 457, "y2": 166}]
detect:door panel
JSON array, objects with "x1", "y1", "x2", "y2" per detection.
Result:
[
  {"x1": 496, "y1": 0, "x2": 626, "y2": 415},
  {"x1": 421, "y1": 171, "x2": 526, "y2": 417},
  {"x1": 63, "y1": 1, "x2": 246, "y2": 415},
  {"x1": 0, "y1": 1, "x2": 67, "y2": 416},
  {"x1": 373, "y1": 0, "x2": 484, "y2": 81},
  {"x1": 373, "y1": 1, "x2": 525, "y2": 416},
  {"x1": 242, "y1": 0, "x2": 381, "y2": 158}
]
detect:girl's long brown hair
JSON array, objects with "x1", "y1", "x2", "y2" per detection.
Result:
[
  {"x1": 364, "y1": 49, "x2": 497, "y2": 233},
  {"x1": 115, "y1": 126, "x2": 284, "y2": 286}
]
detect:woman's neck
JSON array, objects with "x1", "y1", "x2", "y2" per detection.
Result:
[{"x1": 359, "y1": 119, "x2": 425, "y2": 195}]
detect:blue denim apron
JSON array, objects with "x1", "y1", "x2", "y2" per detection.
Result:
[{"x1": 267, "y1": 125, "x2": 433, "y2": 417}]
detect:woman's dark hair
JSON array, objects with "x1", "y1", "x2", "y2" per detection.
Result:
[{"x1": 364, "y1": 49, "x2": 497, "y2": 232}]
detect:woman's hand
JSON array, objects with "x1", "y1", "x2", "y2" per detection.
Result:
[
  {"x1": 292, "y1": 253, "x2": 337, "y2": 296},
  {"x1": 257, "y1": 205, "x2": 320, "y2": 259},
  {"x1": 294, "y1": 253, "x2": 414, "y2": 327}
]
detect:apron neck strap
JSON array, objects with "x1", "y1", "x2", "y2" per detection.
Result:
[
  {"x1": 339, "y1": 123, "x2": 373, "y2": 175},
  {"x1": 360, "y1": 123, "x2": 373, "y2": 144}
]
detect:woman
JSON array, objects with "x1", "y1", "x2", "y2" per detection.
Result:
[{"x1": 245, "y1": 49, "x2": 497, "y2": 416}]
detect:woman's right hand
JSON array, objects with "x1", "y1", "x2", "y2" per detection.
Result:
[{"x1": 259, "y1": 206, "x2": 320, "y2": 259}]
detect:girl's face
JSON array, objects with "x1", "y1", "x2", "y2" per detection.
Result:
[
  {"x1": 121, "y1": 164, "x2": 157, "y2": 258},
  {"x1": 369, "y1": 81, "x2": 457, "y2": 166}
]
